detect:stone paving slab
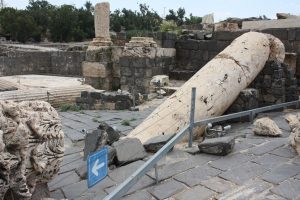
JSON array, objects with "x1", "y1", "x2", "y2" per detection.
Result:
[
  {"x1": 59, "y1": 157, "x2": 85, "y2": 174},
  {"x1": 148, "y1": 179, "x2": 186, "y2": 200},
  {"x1": 48, "y1": 171, "x2": 81, "y2": 191},
  {"x1": 248, "y1": 138, "x2": 287, "y2": 156},
  {"x1": 174, "y1": 185, "x2": 216, "y2": 200},
  {"x1": 62, "y1": 153, "x2": 82, "y2": 166},
  {"x1": 209, "y1": 153, "x2": 252, "y2": 171},
  {"x1": 218, "y1": 179, "x2": 272, "y2": 200},
  {"x1": 262, "y1": 163, "x2": 300, "y2": 184},
  {"x1": 219, "y1": 162, "x2": 268, "y2": 185},
  {"x1": 49, "y1": 189, "x2": 65, "y2": 199},
  {"x1": 270, "y1": 145, "x2": 298, "y2": 158},
  {"x1": 62, "y1": 180, "x2": 88, "y2": 199},
  {"x1": 174, "y1": 165, "x2": 221, "y2": 187},
  {"x1": 105, "y1": 175, "x2": 155, "y2": 196},
  {"x1": 271, "y1": 179, "x2": 300, "y2": 199},
  {"x1": 108, "y1": 160, "x2": 145, "y2": 183},
  {"x1": 147, "y1": 159, "x2": 196, "y2": 181},
  {"x1": 252, "y1": 153, "x2": 290, "y2": 170},
  {"x1": 121, "y1": 190, "x2": 154, "y2": 200},
  {"x1": 200, "y1": 176, "x2": 236, "y2": 193}
]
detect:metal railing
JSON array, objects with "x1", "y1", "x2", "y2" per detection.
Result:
[{"x1": 103, "y1": 88, "x2": 300, "y2": 200}]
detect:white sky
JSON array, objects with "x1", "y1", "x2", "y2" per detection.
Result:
[{"x1": 5, "y1": 0, "x2": 300, "y2": 22}]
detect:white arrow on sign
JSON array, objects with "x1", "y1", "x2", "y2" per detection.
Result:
[{"x1": 92, "y1": 159, "x2": 105, "y2": 176}]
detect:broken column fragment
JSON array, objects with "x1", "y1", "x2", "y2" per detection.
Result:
[
  {"x1": 128, "y1": 32, "x2": 285, "y2": 143},
  {"x1": 253, "y1": 117, "x2": 282, "y2": 137},
  {"x1": 0, "y1": 101, "x2": 64, "y2": 199},
  {"x1": 285, "y1": 114, "x2": 300, "y2": 155}
]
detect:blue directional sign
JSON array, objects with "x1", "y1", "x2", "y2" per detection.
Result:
[{"x1": 87, "y1": 147, "x2": 108, "y2": 188}]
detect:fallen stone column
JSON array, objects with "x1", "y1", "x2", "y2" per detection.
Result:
[
  {"x1": 128, "y1": 32, "x2": 285, "y2": 143},
  {"x1": 0, "y1": 100, "x2": 64, "y2": 199}
]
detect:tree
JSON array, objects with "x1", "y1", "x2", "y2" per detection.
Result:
[
  {"x1": 26, "y1": 0, "x2": 54, "y2": 41},
  {"x1": 166, "y1": 7, "x2": 186, "y2": 26},
  {"x1": 185, "y1": 14, "x2": 202, "y2": 25}
]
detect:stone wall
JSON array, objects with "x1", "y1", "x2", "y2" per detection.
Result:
[
  {"x1": 174, "y1": 28, "x2": 300, "y2": 80},
  {"x1": 226, "y1": 61, "x2": 298, "y2": 114},
  {"x1": 119, "y1": 38, "x2": 176, "y2": 94},
  {"x1": 83, "y1": 46, "x2": 122, "y2": 90},
  {"x1": 0, "y1": 48, "x2": 85, "y2": 76}
]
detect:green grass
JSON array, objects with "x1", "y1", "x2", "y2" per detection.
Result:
[
  {"x1": 130, "y1": 118, "x2": 136, "y2": 121},
  {"x1": 59, "y1": 104, "x2": 82, "y2": 112},
  {"x1": 121, "y1": 120, "x2": 131, "y2": 126}
]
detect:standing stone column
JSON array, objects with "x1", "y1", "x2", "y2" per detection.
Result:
[{"x1": 91, "y1": 2, "x2": 112, "y2": 46}]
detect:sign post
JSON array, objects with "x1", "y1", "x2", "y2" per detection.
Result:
[{"x1": 87, "y1": 147, "x2": 108, "y2": 188}]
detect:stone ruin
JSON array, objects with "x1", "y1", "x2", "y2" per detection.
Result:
[{"x1": 0, "y1": 101, "x2": 64, "y2": 199}]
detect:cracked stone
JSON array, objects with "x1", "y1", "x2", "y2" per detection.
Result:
[{"x1": 198, "y1": 136, "x2": 235, "y2": 156}]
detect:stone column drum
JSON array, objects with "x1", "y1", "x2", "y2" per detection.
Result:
[{"x1": 91, "y1": 2, "x2": 112, "y2": 46}]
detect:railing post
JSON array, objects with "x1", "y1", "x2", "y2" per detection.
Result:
[
  {"x1": 188, "y1": 87, "x2": 196, "y2": 148},
  {"x1": 249, "y1": 110, "x2": 255, "y2": 122},
  {"x1": 154, "y1": 164, "x2": 159, "y2": 184}
]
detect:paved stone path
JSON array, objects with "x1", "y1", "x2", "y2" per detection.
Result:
[{"x1": 49, "y1": 103, "x2": 300, "y2": 200}]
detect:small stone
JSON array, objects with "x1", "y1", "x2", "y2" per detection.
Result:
[
  {"x1": 83, "y1": 129, "x2": 108, "y2": 160},
  {"x1": 198, "y1": 136, "x2": 235, "y2": 156},
  {"x1": 112, "y1": 138, "x2": 147, "y2": 165},
  {"x1": 143, "y1": 133, "x2": 175, "y2": 153},
  {"x1": 253, "y1": 117, "x2": 282, "y2": 136}
]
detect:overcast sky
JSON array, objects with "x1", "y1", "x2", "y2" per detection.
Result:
[{"x1": 6, "y1": 0, "x2": 300, "y2": 22}]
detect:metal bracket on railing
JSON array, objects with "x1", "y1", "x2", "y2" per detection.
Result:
[{"x1": 188, "y1": 87, "x2": 196, "y2": 148}]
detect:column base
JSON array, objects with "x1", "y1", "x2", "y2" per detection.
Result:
[{"x1": 90, "y1": 37, "x2": 112, "y2": 46}]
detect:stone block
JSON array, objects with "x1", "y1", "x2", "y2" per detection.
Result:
[
  {"x1": 198, "y1": 136, "x2": 235, "y2": 156},
  {"x1": 242, "y1": 19, "x2": 300, "y2": 30},
  {"x1": 82, "y1": 61, "x2": 110, "y2": 78},
  {"x1": 296, "y1": 28, "x2": 300, "y2": 41},
  {"x1": 108, "y1": 160, "x2": 145, "y2": 182},
  {"x1": 121, "y1": 190, "x2": 153, "y2": 200},
  {"x1": 271, "y1": 179, "x2": 300, "y2": 200},
  {"x1": 174, "y1": 165, "x2": 221, "y2": 187},
  {"x1": 288, "y1": 28, "x2": 296, "y2": 40},
  {"x1": 62, "y1": 180, "x2": 88, "y2": 200},
  {"x1": 148, "y1": 179, "x2": 186, "y2": 200},
  {"x1": 262, "y1": 163, "x2": 300, "y2": 184},
  {"x1": 219, "y1": 162, "x2": 268, "y2": 185},
  {"x1": 85, "y1": 46, "x2": 111, "y2": 62},
  {"x1": 112, "y1": 138, "x2": 147, "y2": 165},
  {"x1": 249, "y1": 138, "x2": 286, "y2": 156},
  {"x1": 271, "y1": 28, "x2": 288, "y2": 40},
  {"x1": 218, "y1": 179, "x2": 272, "y2": 200},
  {"x1": 144, "y1": 133, "x2": 175, "y2": 153},
  {"x1": 48, "y1": 171, "x2": 81, "y2": 191},
  {"x1": 174, "y1": 185, "x2": 216, "y2": 200},
  {"x1": 209, "y1": 153, "x2": 251, "y2": 171},
  {"x1": 197, "y1": 40, "x2": 208, "y2": 50},
  {"x1": 200, "y1": 177, "x2": 235, "y2": 193},
  {"x1": 119, "y1": 57, "x2": 130, "y2": 67}
]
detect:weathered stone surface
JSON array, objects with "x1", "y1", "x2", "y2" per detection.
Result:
[
  {"x1": 174, "y1": 165, "x2": 220, "y2": 187},
  {"x1": 121, "y1": 190, "x2": 153, "y2": 200},
  {"x1": 98, "y1": 121, "x2": 121, "y2": 145},
  {"x1": 108, "y1": 160, "x2": 145, "y2": 182},
  {"x1": 209, "y1": 153, "x2": 252, "y2": 171},
  {"x1": 200, "y1": 177, "x2": 235, "y2": 193},
  {"x1": 148, "y1": 179, "x2": 186, "y2": 200},
  {"x1": 248, "y1": 138, "x2": 286, "y2": 155},
  {"x1": 175, "y1": 185, "x2": 216, "y2": 200},
  {"x1": 285, "y1": 114, "x2": 300, "y2": 155},
  {"x1": 112, "y1": 138, "x2": 147, "y2": 165},
  {"x1": 91, "y1": 2, "x2": 112, "y2": 46},
  {"x1": 252, "y1": 154, "x2": 289, "y2": 170},
  {"x1": 261, "y1": 163, "x2": 300, "y2": 184},
  {"x1": 219, "y1": 162, "x2": 268, "y2": 185},
  {"x1": 271, "y1": 179, "x2": 300, "y2": 199},
  {"x1": 198, "y1": 136, "x2": 235, "y2": 156},
  {"x1": 0, "y1": 101, "x2": 64, "y2": 199},
  {"x1": 143, "y1": 133, "x2": 175, "y2": 153},
  {"x1": 242, "y1": 19, "x2": 300, "y2": 30},
  {"x1": 253, "y1": 117, "x2": 282, "y2": 136},
  {"x1": 82, "y1": 61, "x2": 110, "y2": 78},
  {"x1": 48, "y1": 171, "x2": 80, "y2": 191},
  {"x1": 62, "y1": 180, "x2": 88, "y2": 200},
  {"x1": 218, "y1": 179, "x2": 272, "y2": 200},
  {"x1": 83, "y1": 129, "x2": 108, "y2": 160}
]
